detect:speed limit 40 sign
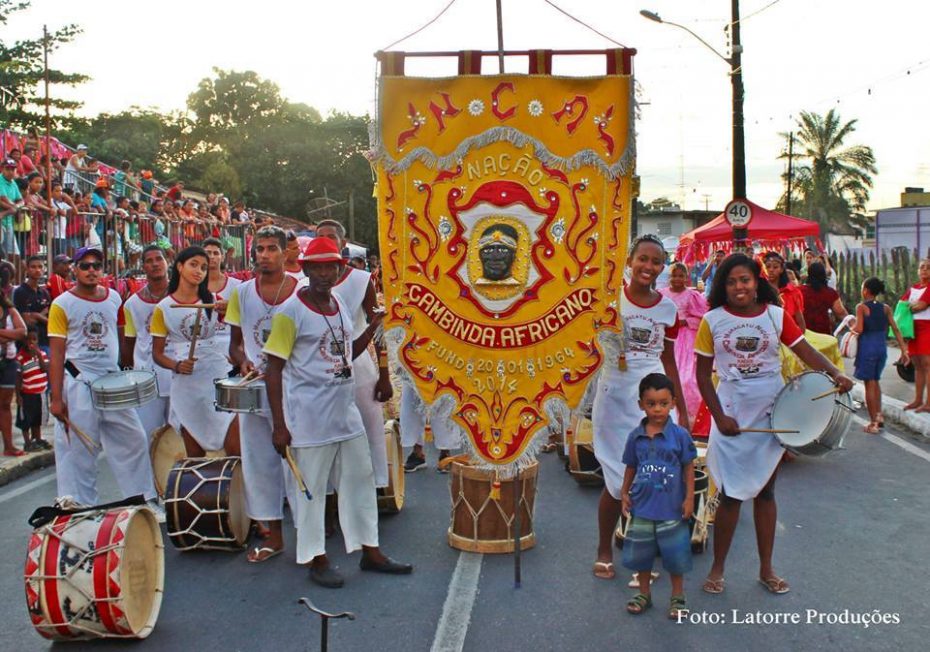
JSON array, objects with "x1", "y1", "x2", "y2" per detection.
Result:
[{"x1": 725, "y1": 200, "x2": 753, "y2": 227}]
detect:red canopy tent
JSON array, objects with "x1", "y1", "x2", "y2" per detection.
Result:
[{"x1": 676, "y1": 199, "x2": 821, "y2": 264}]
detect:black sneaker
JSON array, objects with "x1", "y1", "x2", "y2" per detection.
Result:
[
  {"x1": 436, "y1": 450, "x2": 451, "y2": 473},
  {"x1": 404, "y1": 452, "x2": 427, "y2": 473},
  {"x1": 23, "y1": 440, "x2": 36, "y2": 453}
]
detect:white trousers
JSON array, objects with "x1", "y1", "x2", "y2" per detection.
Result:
[
  {"x1": 54, "y1": 376, "x2": 157, "y2": 505},
  {"x1": 136, "y1": 396, "x2": 171, "y2": 442},
  {"x1": 355, "y1": 378, "x2": 388, "y2": 488},
  {"x1": 399, "y1": 386, "x2": 461, "y2": 450},
  {"x1": 293, "y1": 433, "x2": 379, "y2": 564},
  {"x1": 239, "y1": 410, "x2": 290, "y2": 521}
]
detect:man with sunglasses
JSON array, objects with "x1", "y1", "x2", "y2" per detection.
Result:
[{"x1": 48, "y1": 247, "x2": 160, "y2": 516}]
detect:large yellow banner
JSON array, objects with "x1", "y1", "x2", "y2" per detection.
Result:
[{"x1": 371, "y1": 65, "x2": 634, "y2": 470}]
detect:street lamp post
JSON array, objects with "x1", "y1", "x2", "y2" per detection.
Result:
[{"x1": 641, "y1": 2, "x2": 748, "y2": 246}]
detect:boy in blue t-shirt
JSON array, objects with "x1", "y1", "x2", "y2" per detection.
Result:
[{"x1": 620, "y1": 372, "x2": 696, "y2": 619}]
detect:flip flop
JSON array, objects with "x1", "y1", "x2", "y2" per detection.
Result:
[
  {"x1": 247, "y1": 546, "x2": 283, "y2": 563},
  {"x1": 627, "y1": 571, "x2": 660, "y2": 588},
  {"x1": 863, "y1": 423, "x2": 880, "y2": 434},
  {"x1": 759, "y1": 576, "x2": 790, "y2": 594},
  {"x1": 592, "y1": 561, "x2": 615, "y2": 580},
  {"x1": 702, "y1": 577, "x2": 725, "y2": 594}
]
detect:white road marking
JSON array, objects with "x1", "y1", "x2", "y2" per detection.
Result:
[
  {"x1": 431, "y1": 552, "x2": 483, "y2": 652},
  {"x1": 851, "y1": 415, "x2": 930, "y2": 463},
  {"x1": 0, "y1": 471, "x2": 56, "y2": 505}
]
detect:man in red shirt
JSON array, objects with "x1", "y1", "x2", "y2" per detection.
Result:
[{"x1": 47, "y1": 255, "x2": 73, "y2": 300}]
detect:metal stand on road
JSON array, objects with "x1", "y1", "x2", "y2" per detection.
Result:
[
  {"x1": 298, "y1": 598, "x2": 356, "y2": 652},
  {"x1": 513, "y1": 467, "x2": 521, "y2": 588}
]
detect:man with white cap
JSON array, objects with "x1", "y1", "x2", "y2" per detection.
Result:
[
  {"x1": 264, "y1": 236, "x2": 412, "y2": 588},
  {"x1": 48, "y1": 246, "x2": 161, "y2": 516}
]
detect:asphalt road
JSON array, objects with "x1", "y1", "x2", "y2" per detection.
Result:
[{"x1": 2, "y1": 409, "x2": 929, "y2": 652}]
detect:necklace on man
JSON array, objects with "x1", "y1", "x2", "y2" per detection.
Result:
[
  {"x1": 308, "y1": 294, "x2": 350, "y2": 368},
  {"x1": 260, "y1": 274, "x2": 289, "y2": 316}
]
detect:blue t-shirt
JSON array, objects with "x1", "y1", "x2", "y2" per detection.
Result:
[{"x1": 621, "y1": 418, "x2": 697, "y2": 521}]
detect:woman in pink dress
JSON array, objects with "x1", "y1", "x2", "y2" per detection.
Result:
[{"x1": 660, "y1": 262, "x2": 708, "y2": 422}]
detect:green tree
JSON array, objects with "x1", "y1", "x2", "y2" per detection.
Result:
[
  {"x1": 777, "y1": 109, "x2": 877, "y2": 234},
  {"x1": 62, "y1": 108, "x2": 182, "y2": 177},
  {"x1": 0, "y1": 0, "x2": 87, "y2": 129}
]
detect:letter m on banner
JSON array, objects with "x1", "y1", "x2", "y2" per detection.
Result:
[{"x1": 369, "y1": 49, "x2": 636, "y2": 473}]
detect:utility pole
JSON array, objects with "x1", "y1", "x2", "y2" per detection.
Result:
[
  {"x1": 786, "y1": 131, "x2": 794, "y2": 215},
  {"x1": 43, "y1": 25, "x2": 53, "y2": 273},
  {"x1": 730, "y1": 0, "x2": 745, "y2": 201}
]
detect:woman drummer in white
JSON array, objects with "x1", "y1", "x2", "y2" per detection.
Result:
[
  {"x1": 151, "y1": 246, "x2": 237, "y2": 457},
  {"x1": 695, "y1": 253, "x2": 852, "y2": 595},
  {"x1": 592, "y1": 234, "x2": 689, "y2": 581}
]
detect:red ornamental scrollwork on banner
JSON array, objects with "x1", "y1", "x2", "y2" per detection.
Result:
[{"x1": 552, "y1": 95, "x2": 589, "y2": 134}]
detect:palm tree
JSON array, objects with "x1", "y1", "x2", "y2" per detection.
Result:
[{"x1": 777, "y1": 109, "x2": 877, "y2": 234}]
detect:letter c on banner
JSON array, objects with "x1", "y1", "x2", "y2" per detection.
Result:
[{"x1": 491, "y1": 82, "x2": 516, "y2": 121}]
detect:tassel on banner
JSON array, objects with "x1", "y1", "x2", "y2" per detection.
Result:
[
  {"x1": 489, "y1": 470, "x2": 501, "y2": 501},
  {"x1": 424, "y1": 420, "x2": 434, "y2": 443},
  {"x1": 618, "y1": 352, "x2": 628, "y2": 372}
]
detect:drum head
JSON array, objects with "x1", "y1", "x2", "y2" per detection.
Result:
[
  {"x1": 228, "y1": 462, "x2": 250, "y2": 546},
  {"x1": 92, "y1": 370, "x2": 155, "y2": 390},
  {"x1": 771, "y1": 372, "x2": 836, "y2": 447},
  {"x1": 121, "y1": 509, "x2": 164, "y2": 637},
  {"x1": 150, "y1": 426, "x2": 186, "y2": 498}
]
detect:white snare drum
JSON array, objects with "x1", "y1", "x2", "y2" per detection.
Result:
[
  {"x1": 90, "y1": 370, "x2": 158, "y2": 410},
  {"x1": 214, "y1": 377, "x2": 265, "y2": 413},
  {"x1": 770, "y1": 371, "x2": 853, "y2": 456},
  {"x1": 24, "y1": 505, "x2": 164, "y2": 640}
]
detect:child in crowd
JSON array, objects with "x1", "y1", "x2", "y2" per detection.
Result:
[
  {"x1": 16, "y1": 326, "x2": 50, "y2": 452},
  {"x1": 854, "y1": 278, "x2": 909, "y2": 432},
  {"x1": 659, "y1": 262, "x2": 707, "y2": 421},
  {"x1": 621, "y1": 372, "x2": 696, "y2": 619}
]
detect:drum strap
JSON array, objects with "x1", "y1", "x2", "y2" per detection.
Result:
[
  {"x1": 28, "y1": 494, "x2": 146, "y2": 529},
  {"x1": 64, "y1": 360, "x2": 80, "y2": 379}
]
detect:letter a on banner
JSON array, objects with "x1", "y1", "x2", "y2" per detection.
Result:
[{"x1": 370, "y1": 49, "x2": 636, "y2": 474}]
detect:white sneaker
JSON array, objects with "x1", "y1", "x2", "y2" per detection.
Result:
[{"x1": 146, "y1": 499, "x2": 166, "y2": 524}]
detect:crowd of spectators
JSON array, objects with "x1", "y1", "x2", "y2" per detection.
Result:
[{"x1": 0, "y1": 136, "x2": 269, "y2": 281}]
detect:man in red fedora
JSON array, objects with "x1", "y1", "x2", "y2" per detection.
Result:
[{"x1": 263, "y1": 237, "x2": 412, "y2": 588}]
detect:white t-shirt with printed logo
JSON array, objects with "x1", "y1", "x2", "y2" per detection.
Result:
[
  {"x1": 695, "y1": 304, "x2": 805, "y2": 382},
  {"x1": 263, "y1": 291, "x2": 364, "y2": 447},
  {"x1": 48, "y1": 288, "x2": 122, "y2": 379},
  {"x1": 212, "y1": 276, "x2": 242, "y2": 353},
  {"x1": 600, "y1": 287, "x2": 679, "y2": 385},
  {"x1": 123, "y1": 290, "x2": 172, "y2": 397},
  {"x1": 225, "y1": 276, "x2": 298, "y2": 373}
]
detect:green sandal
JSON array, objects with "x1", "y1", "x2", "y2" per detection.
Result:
[
  {"x1": 626, "y1": 593, "x2": 652, "y2": 615},
  {"x1": 668, "y1": 595, "x2": 689, "y2": 620}
]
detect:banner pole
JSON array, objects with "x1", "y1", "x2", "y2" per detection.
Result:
[
  {"x1": 513, "y1": 466, "x2": 521, "y2": 588},
  {"x1": 495, "y1": 0, "x2": 505, "y2": 73}
]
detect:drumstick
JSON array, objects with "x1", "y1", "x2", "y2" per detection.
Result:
[
  {"x1": 811, "y1": 386, "x2": 843, "y2": 401},
  {"x1": 235, "y1": 370, "x2": 257, "y2": 386},
  {"x1": 170, "y1": 303, "x2": 216, "y2": 309},
  {"x1": 285, "y1": 447, "x2": 313, "y2": 501},
  {"x1": 187, "y1": 307, "x2": 203, "y2": 361},
  {"x1": 740, "y1": 428, "x2": 801, "y2": 434},
  {"x1": 239, "y1": 373, "x2": 265, "y2": 387},
  {"x1": 68, "y1": 422, "x2": 100, "y2": 453}
]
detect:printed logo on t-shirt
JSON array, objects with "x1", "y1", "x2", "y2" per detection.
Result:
[
  {"x1": 721, "y1": 323, "x2": 771, "y2": 377},
  {"x1": 80, "y1": 311, "x2": 110, "y2": 351},
  {"x1": 735, "y1": 336, "x2": 760, "y2": 352},
  {"x1": 179, "y1": 312, "x2": 211, "y2": 341},
  {"x1": 624, "y1": 316, "x2": 662, "y2": 353},
  {"x1": 318, "y1": 327, "x2": 351, "y2": 384}
]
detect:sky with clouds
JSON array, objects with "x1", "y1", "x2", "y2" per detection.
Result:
[{"x1": 8, "y1": 0, "x2": 929, "y2": 213}]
